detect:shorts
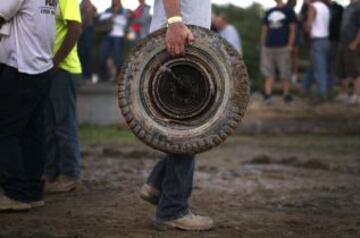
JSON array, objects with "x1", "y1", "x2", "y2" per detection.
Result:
[
  {"x1": 336, "y1": 44, "x2": 360, "y2": 80},
  {"x1": 261, "y1": 47, "x2": 292, "y2": 80}
]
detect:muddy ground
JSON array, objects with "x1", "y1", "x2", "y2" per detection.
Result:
[{"x1": 1, "y1": 131, "x2": 360, "y2": 238}]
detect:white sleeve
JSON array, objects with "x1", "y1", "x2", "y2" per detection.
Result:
[
  {"x1": 0, "y1": 0, "x2": 25, "y2": 21},
  {"x1": 99, "y1": 12, "x2": 112, "y2": 21}
]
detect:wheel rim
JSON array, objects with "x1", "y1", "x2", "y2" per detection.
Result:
[{"x1": 151, "y1": 59, "x2": 215, "y2": 120}]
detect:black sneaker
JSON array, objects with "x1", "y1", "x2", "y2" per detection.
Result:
[{"x1": 284, "y1": 94, "x2": 294, "y2": 104}]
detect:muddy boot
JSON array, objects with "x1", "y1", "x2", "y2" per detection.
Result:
[
  {"x1": 155, "y1": 212, "x2": 214, "y2": 231},
  {"x1": 44, "y1": 175, "x2": 78, "y2": 194},
  {"x1": 140, "y1": 184, "x2": 160, "y2": 205},
  {"x1": 0, "y1": 193, "x2": 31, "y2": 212}
]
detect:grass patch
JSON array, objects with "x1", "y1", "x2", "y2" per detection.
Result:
[{"x1": 79, "y1": 125, "x2": 137, "y2": 145}]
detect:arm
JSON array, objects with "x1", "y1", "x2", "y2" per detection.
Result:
[
  {"x1": 288, "y1": 23, "x2": 296, "y2": 49},
  {"x1": 99, "y1": 12, "x2": 112, "y2": 21},
  {"x1": 0, "y1": 0, "x2": 24, "y2": 23},
  {"x1": 53, "y1": 21, "x2": 82, "y2": 69},
  {"x1": 350, "y1": 30, "x2": 360, "y2": 51},
  {"x1": 306, "y1": 5, "x2": 316, "y2": 33},
  {"x1": 261, "y1": 25, "x2": 268, "y2": 47},
  {"x1": 163, "y1": 0, "x2": 194, "y2": 57}
]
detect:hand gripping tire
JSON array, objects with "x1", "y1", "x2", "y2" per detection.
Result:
[{"x1": 118, "y1": 26, "x2": 250, "y2": 154}]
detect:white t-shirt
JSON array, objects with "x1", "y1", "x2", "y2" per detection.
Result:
[
  {"x1": 311, "y1": 1, "x2": 330, "y2": 39},
  {"x1": 100, "y1": 10, "x2": 128, "y2": 37},
  {"x1": 220, "y1": 25, "x2": 242, "y2": 55},
  {"x1": 0, "y1": 0, "x2": 57, "y2": 75},
  {"x1": 150, "y1": 0, "x2": 211, "y2": 32}
]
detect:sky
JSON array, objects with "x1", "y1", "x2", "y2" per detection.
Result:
[{"x1": 91, "y1": 0, "x2": 350, "y2": 13}]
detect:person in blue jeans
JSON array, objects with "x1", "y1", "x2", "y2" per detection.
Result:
[
  {"x1": 99, "y1": 0, "x2": 127, "y2": 82},
  {"x1": 138, "y1": 0, "x2": 213, "y2": 231},
  {"x1": 305, "y1": 0, "x2": 331, "y2": 99},
  {"x1": 44, "y1": 0, "x2": 83, "y2": 194},
  {"x1": 78, "y1": 0, "x2": 97, "y2": 82}
]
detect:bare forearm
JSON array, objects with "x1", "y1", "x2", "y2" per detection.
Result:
[
  {"x1": 288, "y1": 24, "x2": 296, "y2": 47},
  {"x1": 53, "y1": 21, "x2": 82, "y2": 67},
  {"x1": 261, "y1": 26, "x2": 267, "y2": 46},
  {"x1": 306, "y1": 6, "x2": 315, "y2": 33},
  {"x1": 163, "y1": 0, "x2": 181, "y2": 18}
]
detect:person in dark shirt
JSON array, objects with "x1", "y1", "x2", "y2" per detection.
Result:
[
  {"x1": 327, "y1": 0, "x2": 344, "y2": 94},
  {"x1": 336, "y1": 0, "x2": 360, "y2": 104},
  {"x1": 261, "y1": 0, "x2": 297, "y2": 104}
]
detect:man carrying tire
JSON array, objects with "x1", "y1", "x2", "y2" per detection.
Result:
[{"x1": 139, "y1": 0, "x2": 214, "y2": 231}]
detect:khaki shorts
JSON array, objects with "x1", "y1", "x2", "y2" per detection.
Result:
[
  {"x1": 261, "y1": 47, "x2": 292, "y2": 80},
  {"x1": 336, "y1": 44, "x2": 360, "y2": 80}
]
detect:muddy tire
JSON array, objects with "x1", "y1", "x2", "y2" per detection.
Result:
[{"x1": 118, "y1": 26, "x2": 250, "y2": 154}]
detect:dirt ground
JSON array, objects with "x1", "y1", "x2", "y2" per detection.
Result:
[{"x1": 1, "y1": 131, "x2": 360, "y2": 238}]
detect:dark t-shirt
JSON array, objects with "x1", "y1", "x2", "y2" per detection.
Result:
[
  {"x1": 263, "y1": 5, "x2": 297, "y2": 47},
  {"x1": 329, "y1": 2, "x2": 344, "y2": 42},
  {"x1": 340, "y1": 2, "x2": 360, "y2": 44}
]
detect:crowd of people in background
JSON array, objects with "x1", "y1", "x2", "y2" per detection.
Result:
[
  {"x1": 77, "y1": 0, "x2": 243, "y2": 84},
  {"x1": 78, "y1": 0, "x2": 151, "y2": 84},
  {"x1": 76, "y1": 0, "x2": 360, "y2": 106},
  {"x1": 261, "y1": 0, "x2": 360, "y2": 105}
]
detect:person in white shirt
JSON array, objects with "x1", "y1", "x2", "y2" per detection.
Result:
[
  {"x1": 99, "y1": 0, "x2": 128, "y2": 82},
  {"x1": 212, "y1": 15, "x2": 243, "y2": 55},
  {"x1": 305, "y1": 0, "x2": 331, "y2": 100},
  {"x1": 0, "y1": 0, "x2": 56, "y2": 211}
]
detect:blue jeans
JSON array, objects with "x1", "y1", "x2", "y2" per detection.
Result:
[
  {"x1": 147, "y1": 154, "x2": 195, "y2": 221},
  {"x1": 78, "y1": 26, "x2": 94, "y2": 79},
  {"x1": 309, "y1": 38, "x2": 330, "y2": 97},
  {"x1": 0, "y1": 64, "x2": 50, "y2": 202},
  {"x1": 99, "y1": 36, "x2": 124, "y2": 80},
  {"x1": 44, "y1": 70, "x2": 81, "y2": 180}
]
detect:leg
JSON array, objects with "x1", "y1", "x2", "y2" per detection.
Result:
[
  {"x1": 276, "y1": 47, "x2": 292, "y2": 96},
  {"x1": 0, "y1": 65, "x2": 49, "y2": 202},
  {"x1": 147, "y1": 156, "x2": 167, "y2": 192},
  {"x1": 261, "y1": 48, "x2": 276, "y2": 98},
  {"x1": 264, "y1": 77, "x2": 275, "y2": 97},
  {"x1": 44, "y1": 70, "x2": 81, "y2": 180},
  {"x1": 20, "y1": 74, "x2": 50, "y2": 202},
  {"x1": 78, "y1": 26, "x2": 94, "y2": 80},
  {"x1": 113, "y1": 37, "x2": 125, "y2": 76},
  {"x1": 99, "y1": 36, "x2": 113, "y2": 81},
  {"x1": 313, "y1": 39, "x2": 330, "y2": 98},
  {"x1": 156, "y1": 154, "x2": 195, "y2": 221}
]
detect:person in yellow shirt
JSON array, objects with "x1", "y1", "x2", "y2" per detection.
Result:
[{"x1": 44, "y1": 0, "x2": 83, "y2": 193}]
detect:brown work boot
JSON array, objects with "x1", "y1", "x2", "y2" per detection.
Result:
[
  {"x1": 44, "y1": 175, "x2": 78, "y2": 194},
  {"x1": 140, "y1": 184, "x2": 160, "y2": 205},
  {"x1": 0, "y1": 193, "x2": 31, "y2": 212},
  {"x1": 155, "y1": 212, "x2": 214, "y2": 231}
]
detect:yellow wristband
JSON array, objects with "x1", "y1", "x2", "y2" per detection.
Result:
[{"x1": 167, "y1": 16, "x2": 183, "y2": 25}]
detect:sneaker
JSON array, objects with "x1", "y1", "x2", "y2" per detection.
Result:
[
  {"x1": 0, "y1": 193, "x2": 31, "y2": 212},
  {"x1": 44, "y1": 175, "x2": 78, "y2": 194},
  {"x1": 349, "y1": 95, "x2": 360, "y2": 105},
  {"x1": 283, "y1": 94, "x2": 294, "y2": 104},
  {"x1": 155, "y1": 212, "x2": 214, "y2": 231},
  {"x1": 140, "y1": 184, "x2": 160, "y2": 205},
  {"x1": 30, "y1": 200, "x2": 45, "y2": 208},
  {"x1": 335, "y1": 93, "x2": 350, "y2": 104}
]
